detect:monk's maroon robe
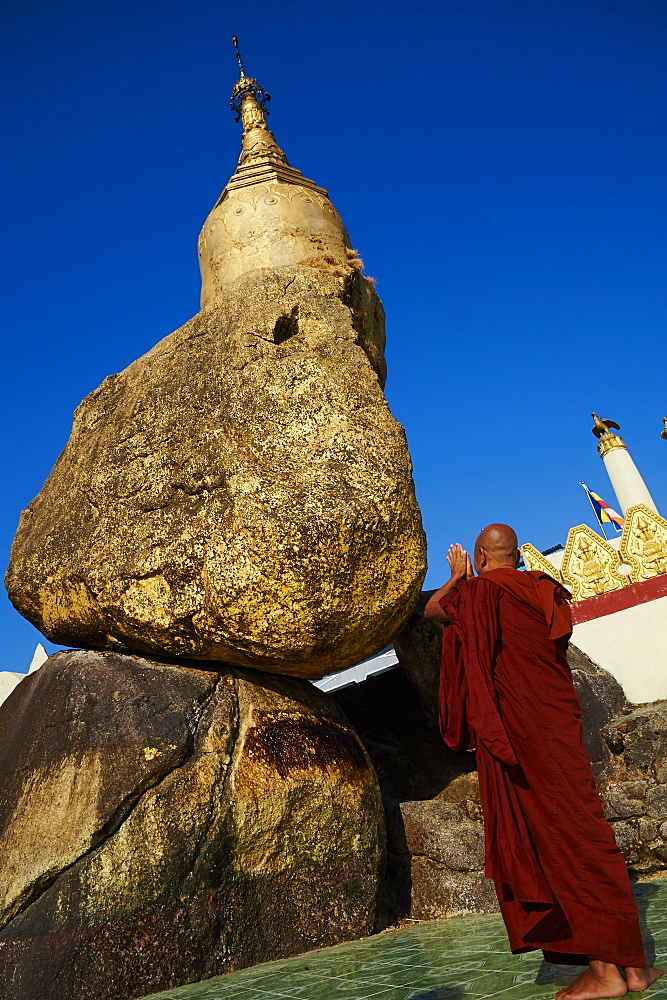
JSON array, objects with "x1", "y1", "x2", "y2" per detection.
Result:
[{"x1": 439, "y1": 568, "x2": 645, "y2": 966}]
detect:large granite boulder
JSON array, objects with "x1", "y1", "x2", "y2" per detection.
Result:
[
  {"x1": 0, "y1": 650, "x2": 384, "y2": 1000},
  {"x1": 6, "y1": 267, "x2": 426, "y2": 678}
]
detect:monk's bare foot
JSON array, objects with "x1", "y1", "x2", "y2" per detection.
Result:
[
  {"x1": 555, "y1": 962, "x2": 628, "y2": 1000},
  {"x1": 624, "y1": 967, "x2": 663, "y2": 992}
]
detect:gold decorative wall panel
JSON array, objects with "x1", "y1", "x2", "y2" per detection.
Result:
[
  {"x1": 620, "y1": 505, "x2": 667, "y2": 582},
  {"x1": 521, "y1": 505, "x2": 667, "y2": 603},
  {"x1": 560, "y1": 525, "x2": 628, "y2": 602},
  {"x1": 521, "y1": 544, "x2": 564, "y2": 582}
]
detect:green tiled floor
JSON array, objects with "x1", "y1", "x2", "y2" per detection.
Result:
[{"x1": 142, "y1": 881, "x2": 667, "y2": 1000}]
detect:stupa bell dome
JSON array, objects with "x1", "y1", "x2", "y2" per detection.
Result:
[{"x1": 198, "y1": 45, "x2": 352, "y2": 307}]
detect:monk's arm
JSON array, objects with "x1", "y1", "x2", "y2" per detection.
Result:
[
  {"x1": 423, "y1": 581, "x2": 455, "y2": 622},
  {"x1": 423, "y1": 544, "x2": 473, "y2": 623}
]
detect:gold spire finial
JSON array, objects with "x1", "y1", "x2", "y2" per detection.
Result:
[
  {"x1": 661, "y1": 417, "x2": 667, "y2": 440},
  {"x1": 228, "y1": 39, "x2": 287, "y2": 169},
  {"x1": 229, "y1": 38, "x2": 271, "y2": 123},
  {"x1": 232, "y1": 36, "x2": 246, "y2": 80}
]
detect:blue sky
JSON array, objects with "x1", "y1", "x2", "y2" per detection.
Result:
[{"x1": 2, "y1": 0, "x2": 666, "y2": 670}]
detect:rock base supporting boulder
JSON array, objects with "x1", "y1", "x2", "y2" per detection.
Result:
[
  {"x1": 331, "y1": 666, "x2": 482, "y2": 926},
  {"x1": 600, "y1": 701, "x2": 667, "y2": 875},
  {"x1": 396, "y1": 798, "x2": 496, "y2": 920},
  {"x1": 0, "y1": 651, "x2": 384, "y2": 1000}
]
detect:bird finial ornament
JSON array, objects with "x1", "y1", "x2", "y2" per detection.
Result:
[
  {"x1": 591, "y1": 413, "x2": 621, "y2": 439},
  {"x1": 661, "y1": 418, "x2": 667, "y2": 440}
]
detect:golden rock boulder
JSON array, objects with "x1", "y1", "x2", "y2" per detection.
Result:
[
  {"x1": 6, "y1": 57, "x2": 426, "y2": 677},
  {"x1": 6, "y1": 266, "x2": 425, "y2": 676}
]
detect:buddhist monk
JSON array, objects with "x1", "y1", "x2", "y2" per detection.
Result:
[{"x1": 424, "y1": 524, "x2": 662, "y2": 1000}]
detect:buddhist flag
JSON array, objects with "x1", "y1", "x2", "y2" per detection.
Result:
[{"x1": 580, "y1": 482, "x2": 624, "y2": 533}]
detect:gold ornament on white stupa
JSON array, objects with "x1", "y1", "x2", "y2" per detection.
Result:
[{"x1": 522, "y1": 415, "x2": 666, "y2": 601}]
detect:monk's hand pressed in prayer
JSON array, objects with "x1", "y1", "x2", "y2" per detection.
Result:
[
  {"x1": 423, "y1": 543, "x2": 474, "y2": 622},
  {"x1": 447, "y1": 543, "x2": 472, "y2": 584}
]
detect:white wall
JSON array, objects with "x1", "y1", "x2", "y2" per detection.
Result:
[
  {"x1": 313, "y1": 646, "x2": 398, "y2": 692},
  {"x1": 572, "y1": 594, "x2": 667, "y2": 704}
]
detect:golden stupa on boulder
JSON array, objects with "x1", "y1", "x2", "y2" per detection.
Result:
[
  {"x1": 6, "y1": 43, "x2": 426, "y2": 678},
  {"x1": 199, "y1": 38, "x2": 355, "y2": 300}
]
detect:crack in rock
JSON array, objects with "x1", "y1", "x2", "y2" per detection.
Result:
[{"x1": 0, "y1": 674, "x2": 220, "y2": 932}]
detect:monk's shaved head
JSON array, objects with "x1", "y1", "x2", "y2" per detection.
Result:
[
  {"x1": 474, "y1": 523, "x2": 520, "y2": 573},
  {"x1": 476, "y1": 524, "x2": 518, "y2": 560}
]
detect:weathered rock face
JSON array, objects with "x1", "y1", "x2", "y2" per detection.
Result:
[
  {"x1": 566, "y1": 644, "x2": 628, "y2": 777},
  {"x1": 0, "y1": 650, "x2": 384, "y2": 1000},
  {"x1": 6, "y1": 267, "x2": 426, "y2": 678},
  {"x1": 331, "y1": 665, "x2": 476, "y2": 806},
  {"x1": 393, "y1": 598, "x2": 443, "y2": 726},
  {"x1": 396, "y1": 797, "x2": 495, "y2": 921},
  {"x1": 331, "y1": 665, "x2": 480, "y2": 926},
  {"x1": 599, "y1": 701, "x2": 667, "y2": 876}
]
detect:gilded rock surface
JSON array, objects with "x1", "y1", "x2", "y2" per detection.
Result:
[
  {"x1": 6, "y1": 266, "x2": 426, "y2": 677},
  {"x1": 0, "y1": 650, "x2": 384, "y2": 1000}
]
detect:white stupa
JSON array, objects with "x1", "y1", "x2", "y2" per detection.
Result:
[
  {"x1": 0, "y1": 643, "x2": 48, "y2": 707},
  {"x1": 523, "y1": 416, "x2": 667, "y2": 703},
  {"x1": 591, "y1": 413, "x2": 658, "y2": 514}
]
